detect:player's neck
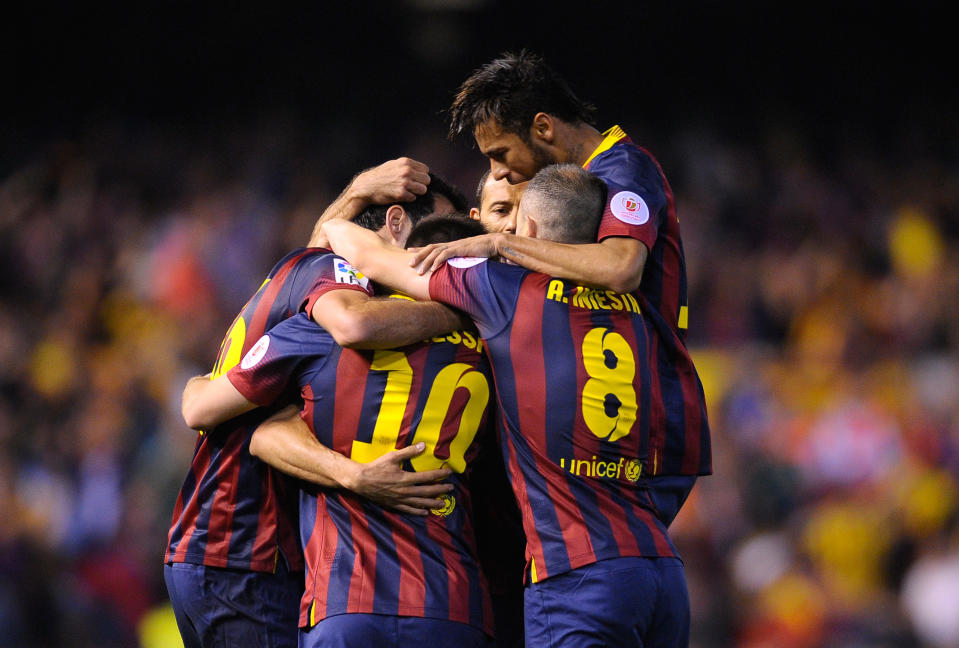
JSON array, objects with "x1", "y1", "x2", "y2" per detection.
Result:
[{"x1": 563, "y1": 123, "x2": 604, "y2": 166}]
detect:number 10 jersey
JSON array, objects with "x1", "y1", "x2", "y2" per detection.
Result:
[{"x1": 227, "y1": 309, "x2": 495, "y2": 635}]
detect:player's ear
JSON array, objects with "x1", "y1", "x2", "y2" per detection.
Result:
[
  {"x1": 531, "y1": 113, "x2": 554, "y2": 144},
  {"x1": 385, "y1": 205, "x2": 412, "y2": 247},
  {"x1": 468, "y1": 207, "x2": 481, "y2": 221}
]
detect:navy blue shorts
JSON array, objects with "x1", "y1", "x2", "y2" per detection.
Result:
[
  {"x1": 164, "y1": 561, "x2": 302, "y2": 648},
  {"x1": 299, "y1": 613, "x2": 491, "y2": 648},
  {"x1": 523, "y1": 557, "x2": 689, "y2": 648}
]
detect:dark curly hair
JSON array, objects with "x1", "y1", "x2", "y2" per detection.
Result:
[{"x1": 448, "y1": 50, "x2": 596, "y2": 141}]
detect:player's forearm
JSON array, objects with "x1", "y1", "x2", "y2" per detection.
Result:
[
  {"x1": 308, "y1": 190, "x2": 366, "y2": 247},
  {"x1": 495, "y1": 235, "x2": 646, "y2": 294},
  {"x1": 343, "y1": 299, "x2": 466, "y2": 349},
  {"x1": 250, "y1": 416, "x2": 353, "y2": 489}
]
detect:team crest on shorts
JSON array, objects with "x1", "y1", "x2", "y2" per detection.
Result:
[
  {"x1": 241, "y1": 334, "x2": 270, "y2": 369},
  {"x1": 610, "y1": 191, "x2": 650, "y2": 225}
]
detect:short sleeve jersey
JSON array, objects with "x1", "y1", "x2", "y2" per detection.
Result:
[
  {"x1": 228, "y1": 309, "x2": 495, "y2": 634},
  {"x1": 585, "y1": 126, "x2": 711, "y2": 476},
  {"x1": 429, "y1": 259, "x2": 677, "y2": 584},
  {"x1": 165, "y1": 248, "x2": 370, "y2": 572}
]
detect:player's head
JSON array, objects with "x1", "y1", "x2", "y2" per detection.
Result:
[
  {"x1": 449, "y1": 50, "x2": 596, "y2": 184},
  {"x1": 469, "y1": 169, "x2": 527, "y2": 234},
  {"x1": 353, "y1": 172, "x2": 468, "y2": 247},
  {"x1": 516, "y1": 164, "x2": 606, "y2": 244},
  {"x1": 406, "y1": 213, "x2": 487, "y2": 248}
]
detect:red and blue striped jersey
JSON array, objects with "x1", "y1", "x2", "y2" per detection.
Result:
[
  {"x1": 165, "y1": 247, "x2": 369, "y2": 572},
  {"x1": 430, "y1": 260, "x2": 678, "y2": 584},
  {"x1": 585, "y1": 126, "x2": 711, "y2": 477},
  {"x1": 227, "y1": 311, "x2": 495, "y2": 634}
]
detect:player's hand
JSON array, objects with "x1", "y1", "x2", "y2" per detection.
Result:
[
  {"x1": 350, "y1": 157, "x2": 431, "y2": 205},
  {"x1": 409, "y1": 234, "x2": 501, "y2": 274},
  {"x1": 345, "y1": 442, "x2": 453, "y2": 516}
]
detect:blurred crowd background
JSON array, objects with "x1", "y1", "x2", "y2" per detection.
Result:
[{"x1": 2, "y1": 2, "x2": 957, "y2": 647}]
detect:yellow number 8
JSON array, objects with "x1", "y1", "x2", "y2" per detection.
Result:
[{"x1": 581, "y1": 327, "x2": 637, "y2": 443}]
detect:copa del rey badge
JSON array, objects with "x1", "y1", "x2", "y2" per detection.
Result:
[
  {"x1": 241, "y1": 334, "x2": 270, "y2": 369},
  {"x1": 610, "y1": 191, "x2": 650, "y2": 225}
]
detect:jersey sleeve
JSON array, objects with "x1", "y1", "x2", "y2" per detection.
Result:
[
  {"x1": 227, "y1": 313, "x2": 333, "y2": 406},
  {"x1": 289, "y1": 253, "x2": 374, "y2": 316},
  {"x1": 588, "y1": 145, "x2": 668, "y2": 250},
  {"x1": 429, "y1": 258, "x2": 523, "y2": 339}
]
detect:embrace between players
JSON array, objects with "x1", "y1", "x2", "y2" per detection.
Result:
[{"x1": 164, "y1": 51, "x2": 711, "y2": 648}]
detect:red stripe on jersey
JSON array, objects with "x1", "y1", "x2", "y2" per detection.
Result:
[
  {"x1": 638, "y1": 145, "x2": 683, "y2": 333},
  {"x1": 301, "y1": 494, "x2": 332, "y2": 627},
  {"x1": 394, "y1": 519, "x2": 426, "y2": 617},
  {"x1": 166, "y1": 439, "x2": 211, "y2": 563},
  {"x1": 333, "y1": 351, "x2": 367, "y2": 454},
  {"x1": 678, "y1": 353, "x2": 703, "y2": 474},
  {"x1": 427, "y1": 516, "x2": 469, "y2": 626},
  {"x1": 246, "y1": 251, "x2": 310, "y2": 348},
  {"x1": 513, "y1": 275, "x2": 595, "y2": 579},
  {"x1": 647, "y1": 332, "x2": 665, "y2": 475},
  {"x1": 498, "y1": 407, "x2": 538, "y2": 581},
  {"x1": 204, "y1": 432, "x2": 245, "y2": 560},
  {"x1": 346, "y1": 507, "x2": 374, "y2": 614}
]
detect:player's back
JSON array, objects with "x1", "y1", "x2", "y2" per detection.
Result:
[
  {"x1": 430, "y1": 259, "x2": 678, "y2": 583},
  {"x1": 165, "y1": 247, "x2": 336, "y2": 572},
  {"x1": 227, "y1": 310, "x2": 496, "y2": 634}
]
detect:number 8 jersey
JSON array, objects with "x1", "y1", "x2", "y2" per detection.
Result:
[
  {"x1": 429, "y1": 258, "x2": 678, "y2": 584},
  {"x1": 226, "y1": 309, "x2": 495, "y2": 635}
]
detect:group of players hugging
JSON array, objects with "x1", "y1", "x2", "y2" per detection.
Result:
[{"x1": 164, "y1": 51, "x2": 711, "y2": 648}]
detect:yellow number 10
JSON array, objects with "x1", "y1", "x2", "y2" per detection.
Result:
[{"x1": 351, "y1": 349, "x2": 490, "y2": 472}]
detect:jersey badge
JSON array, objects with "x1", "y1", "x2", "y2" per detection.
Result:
[
  {"x1": 240, "y1": 334, "x2": 270, "y2": 369},
  {"x1": 610, "y1": 191, "x2": 650, "y2": 225},
  {"x1": 446, "y1": 256, "x2": 486, "y2": 269},
  {"x1": 334, "y1": 259, "x2": 370, "y2": 288},
  {"x1": 431, "y1": 493, "x2": 456, "y2": 517}
]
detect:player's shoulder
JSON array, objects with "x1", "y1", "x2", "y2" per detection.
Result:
[{"x1": 589, "y1": 138, "x2": 662, "y2": 188}]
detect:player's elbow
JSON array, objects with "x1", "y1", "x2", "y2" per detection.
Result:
[
  {"x1": 324, "y1": 311, "x2": 372, "y2": 348},
  {"x1": 606, "y1": 273, "x2": 641, "y2": 295},
  {"x1": 182, "y1": 401, "x2": 213, "y2": 431},
  {"x1": 249, "y1": 428, "x2": 267, "y2": 458}
]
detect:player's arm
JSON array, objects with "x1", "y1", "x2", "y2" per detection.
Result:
[
  {"x1": 409, "y1": 233, "x2": 647, "y2": 294},
  {"x1": 312, "y1": 288, "x2": 460, "y2": 349},
  {"x1": 250, "y1": 407, "x2": 453, "y2": 515},
  {"x1": 181, "y1": 373, "x2": 258, "y2": 431},
  {"x1": 308, "y1": 158, "x2": 431, "y2": 247},
  {"x1": 322, "y1": 219, "x2": 432, "y2": 300}
]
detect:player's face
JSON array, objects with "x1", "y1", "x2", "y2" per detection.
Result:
[
  {"x1": 471, "y1": 175, "x2": 527, "y2": 233},
  {"x1": 474, "y1": 120, "x2": 556, "y2": 185}
]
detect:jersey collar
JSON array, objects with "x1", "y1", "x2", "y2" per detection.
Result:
[{"x1": 581, "y1": 125, "x2": 627, "y2": 168}]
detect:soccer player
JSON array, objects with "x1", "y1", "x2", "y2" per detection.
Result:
[
  {"x1": 164, "y1": 169, "x2": 469, "y2": 648},
  {"x1": 180, "y1": 215, "x2": 497, "y2": 648},
  {"x1": 411, "y1": 51, "x2": 711, "y2": 526},
  {"x1": 468, "y1": 169, "x2": 527, "y2": 234},
  {"x1": 324, "y1": 164, "x2": 690, "y2": 647}
]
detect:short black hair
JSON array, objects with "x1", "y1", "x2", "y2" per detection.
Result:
[
  {"x1": 449, "y1": 50, "x2": 597, "y2": 141},
  {"x1": 429, "y1": 173, "x2": 469, "y2": 214},
  {"x1": 523, "y1": 164, "x2": 607, "y2": 244},
  {"x1": 352, "y1": 172, "x2": 467, "y2": 231},
  {"x1": 406, "y1": 213, "x2": 487, "y2": 248}
]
